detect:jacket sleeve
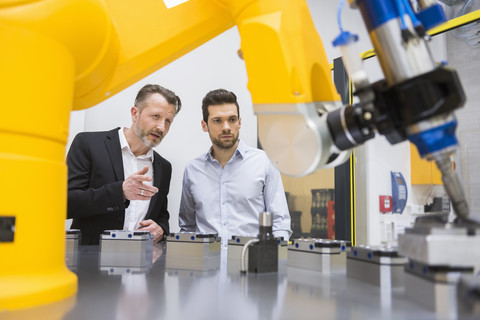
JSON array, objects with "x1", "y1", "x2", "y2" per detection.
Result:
[{"x1": 67, "y1": 133, "x2": 127, "y2": 219}]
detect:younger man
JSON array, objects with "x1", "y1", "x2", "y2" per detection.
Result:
[{"x1": 179, "y1": 89, "x2": 291, "y2": 246}]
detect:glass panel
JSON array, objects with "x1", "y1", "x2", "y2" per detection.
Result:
[{"x1": 282, "y1": 169, "x2": 336, "y2": 239}]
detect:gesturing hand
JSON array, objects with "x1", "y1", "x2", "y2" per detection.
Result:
[
  {"x1": 122, "y1": 166, "x2": 158, "y2": 201},
  {"x1": 137, "y1": 219, "x2": 164, "y2": 243}
]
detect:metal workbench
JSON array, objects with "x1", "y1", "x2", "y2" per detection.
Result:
[{"x1": 3, "y1": 243, "x2": 476, "y2": 320}]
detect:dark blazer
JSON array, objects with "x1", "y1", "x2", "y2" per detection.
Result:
[{"x1": 67, "y1": 128, "x2": 171, "y2": 245}]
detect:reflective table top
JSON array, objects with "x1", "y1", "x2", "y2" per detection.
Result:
[{"x1": 3, "y1": 242, "x2": 475, "y2": 320}]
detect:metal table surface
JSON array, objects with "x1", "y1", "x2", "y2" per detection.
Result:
[{"x1": 3, "y1": 243, "x2": 475, "y2": 320}]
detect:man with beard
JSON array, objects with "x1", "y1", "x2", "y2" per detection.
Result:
[
  {"x1": 67, "y1": 84, "x2": 181, "y2": 244},
  {"x1": 179, "y1": 89, "x2": 291, "y2": 247}
]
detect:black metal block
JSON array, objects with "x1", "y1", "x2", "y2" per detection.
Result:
[{"x1": 248, "y1": 239, "x2": 278, "y2": 273}]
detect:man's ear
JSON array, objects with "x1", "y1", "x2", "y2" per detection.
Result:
[
  {"x1": 131, "y1": 106, "x2": 139, "y2": 122},
  {"x1": 238, "y1": 117, "x2": 242, "y2": 129},
  {"x1": 201, "y1": 120, "x2": 208, "y2": 132}
]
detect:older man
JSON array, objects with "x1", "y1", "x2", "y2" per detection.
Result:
[{"x1": 67, "y1": 84, "x2": 181, "y2": 244}]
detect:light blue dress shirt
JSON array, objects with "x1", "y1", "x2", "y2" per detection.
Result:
[{"x1": 179, "y1": 140, "x2": 292, "y2": 246}]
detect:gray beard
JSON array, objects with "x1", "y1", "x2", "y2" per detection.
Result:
[{"x1": 134, "y1": 125, "x2": 162, "y2": 148}]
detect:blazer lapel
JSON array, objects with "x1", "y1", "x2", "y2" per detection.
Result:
[
  {"x1": 105, "y1": 128, "x2": 125, "y2": 181},
  {"x1": 145, "y1": 152, "x2": 163, "y2": 218}
]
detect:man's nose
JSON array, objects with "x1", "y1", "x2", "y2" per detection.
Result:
[
  {"x1": 222, "y1": 121, "x2": 231, "y2": 131},
  {"x1": 156, "y1": 120, "x2": 165, "y2": 132}
]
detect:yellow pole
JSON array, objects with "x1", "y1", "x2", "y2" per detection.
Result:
[{"x1": 0, "y1": 21, "x2": 77, "y2": 310}]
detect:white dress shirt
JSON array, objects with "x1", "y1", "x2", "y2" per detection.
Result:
[
  {"x1": 119, "y1": 128, "x2": 154, "y2": 230},
  {"x1": 179, "y1": 140, "x2": 292, "y2": 246}
]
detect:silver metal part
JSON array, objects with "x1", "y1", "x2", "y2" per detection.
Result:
[
  {"x1": 347, "y1": 245, "x2": 407, "y2": 265},
  {"x1": 398, "y1": 228, "x2": 480, "y2": 271},
  {"x1": 288, "y1": 250, "x2": 345, "y2": 273},
  {"x1": 165, "y1": 232, "x2": 221, "y2": 271},
  {"x1": 400, "y1": 223, "x2": 479, "y2": 317},
  {"x1": 406, "y1": 259, "x2": 473, "y2": 284},
  {"x1": 369, "y1": 17, "x2": 436, "y2": 86},
  {"x1": 346, "y1": 245, "x2": 407, "y2": 289},
  {"x1": 166, "y1": 232, "x2": 221, "y2": 256},
  {"x1": 288, "y1": 238, "x2": 345, "y2": 254},
  {"x1": 65, "y1": 229, "x2": 80, "y2": 268},
  {"x1": 259, "y1": 212, "x2": 272, "y2": 227},
  {"x1": 404, "y1": 260, "x2": 472, "y2": 317},
  {"x1": 99, "y1": 230, "x2": 154, "y2": 269},
  {"x1": 432, "y1": 151, "x2": 471, "y2": 221},
  {"x1": 100, "y1": 230, "x2": 153, "y2": 241},
  {"x1": 278, "y1": 239, "x2": 288, "y2": 260},
  {"x1": 288, "y1": 239, "x2": 347, "y2": 273},
  {"x1": 240, "y1": 238, "x2": 260, "y2": 273},
  {"x1": 254, "y1": 102, "x2": 351, "y2": 177},
  {"x1": 405, "y1": 272, "x2": 458, "y2": 316},
  {"x1": 165, "y1": 253, "x2": 221, "y2": 271},
  {"x1": 166, "y1": 232, "x2": 220, "y2": 243}
]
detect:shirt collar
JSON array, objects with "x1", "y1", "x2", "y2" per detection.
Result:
[
  {"x1": 236, "y1": 139, "x2": 246, "y2": 158},
  {"x1": 205, "y1": 139, "x2": 245, "y2": 161},
  {"x1": 118, "y1": 128, "x2": 154, "y2": 162}
]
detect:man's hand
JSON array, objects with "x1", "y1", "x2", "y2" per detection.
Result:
[
  {"x1": 123, "y1": 166, "x2": 158, "y2": 201},
  {"x1": 137, "y1": 219, "x2": 164, "y2": 243}
]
